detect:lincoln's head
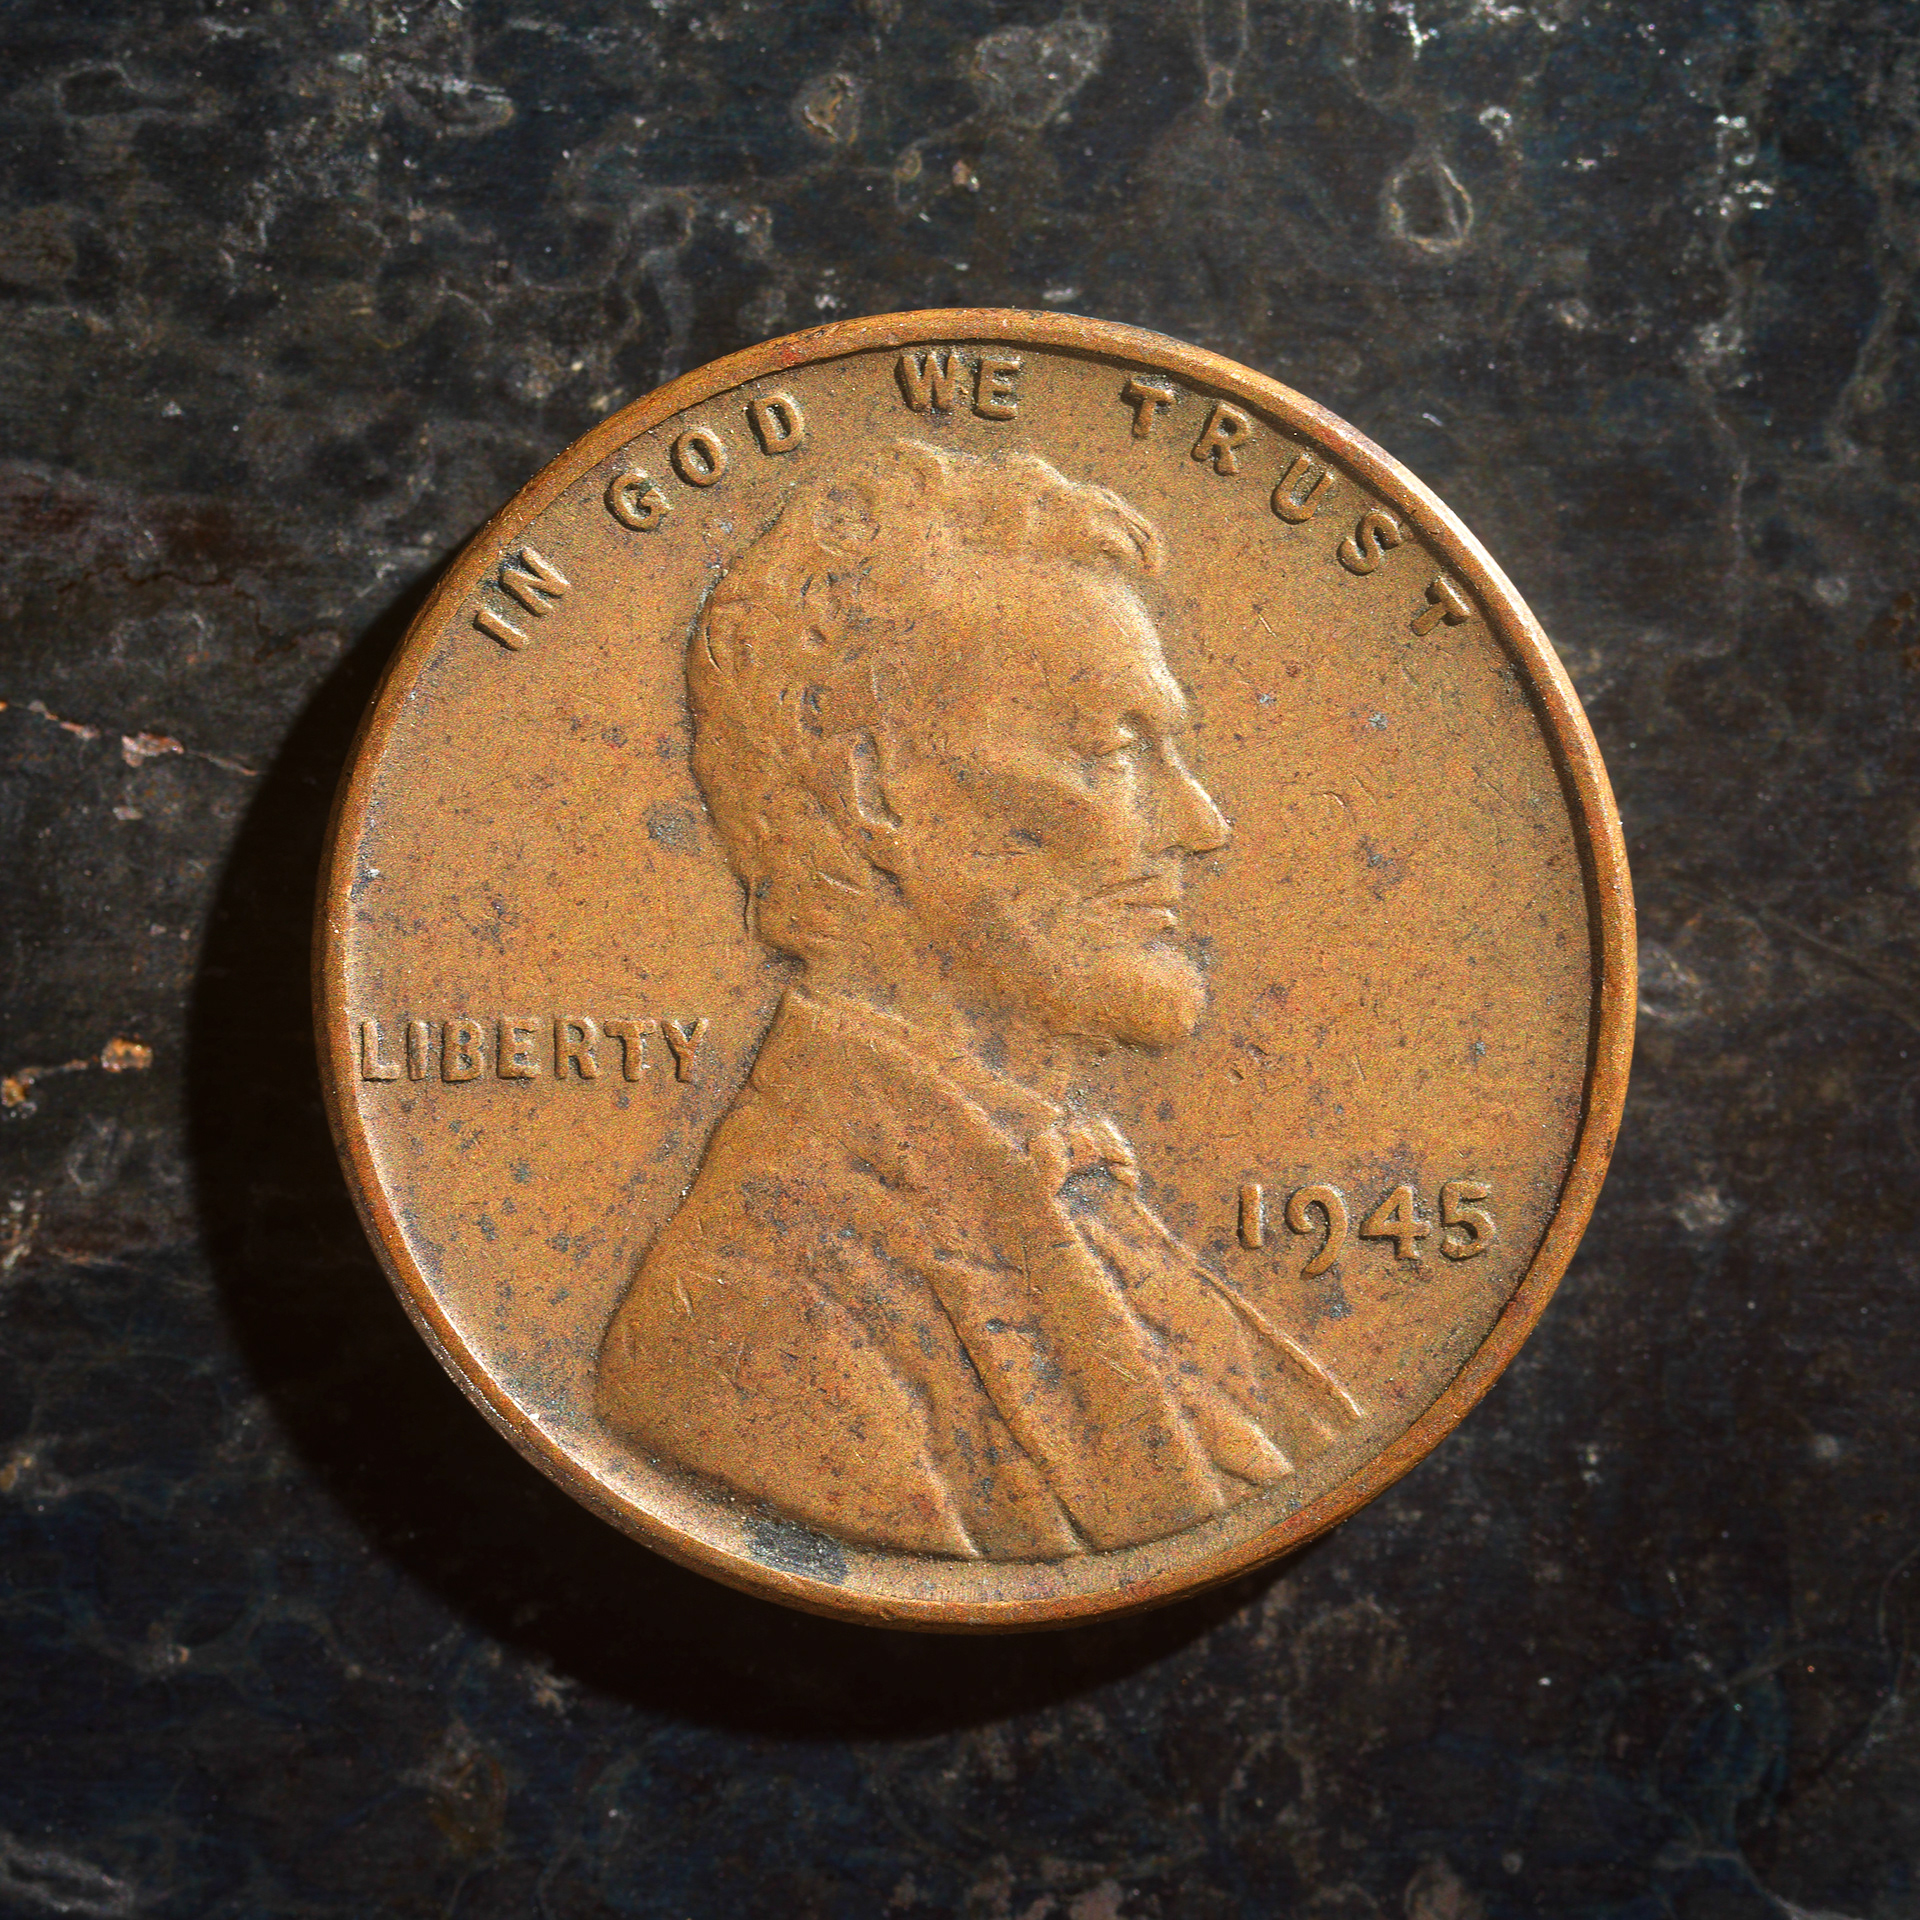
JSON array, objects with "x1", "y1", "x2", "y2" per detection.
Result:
[{"x1": 686, "y1": 440, "x2": 1230, "y2": 1052}]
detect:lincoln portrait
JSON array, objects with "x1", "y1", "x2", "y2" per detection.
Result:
[{"x1": 597, "y1": 439, "x2": 1358, "y2": 1560}]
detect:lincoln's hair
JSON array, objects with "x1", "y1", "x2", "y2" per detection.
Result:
[{"x1": 686, "y1": 439, "x2": 1165, "y2": 961}]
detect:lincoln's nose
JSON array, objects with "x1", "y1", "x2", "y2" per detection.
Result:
[{"x1": 1160, "y1": 747, "x2": 1230, "y2": 856}]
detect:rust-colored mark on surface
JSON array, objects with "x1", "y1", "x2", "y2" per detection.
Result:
[
  {"x1": 23, "y1": 699, "x2": 100, "y2": 742},
  {"x1": 1859, "y1": 588, "x2": 1919, "y2": 667},
  {"x1": 3, "y1": 1037, "x2": 152, "y2": 1115},
  {"x1": 121, "y1": 731, "x2": 183, "y2": 767},
  {"x1": 2, "y1": 1058, "x2": 88, "y2": 1112},
  {"x1": 11, "y1": 700, "x2": 255, "y2": 775}
]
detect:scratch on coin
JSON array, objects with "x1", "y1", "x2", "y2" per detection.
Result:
[{"x1": 1473, "y1": 762, "x2": 1521, "y2": 815}]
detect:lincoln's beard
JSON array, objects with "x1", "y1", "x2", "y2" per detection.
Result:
[{"x1": 962, "y1": 904, "x2": 1209, "y2": 1052}]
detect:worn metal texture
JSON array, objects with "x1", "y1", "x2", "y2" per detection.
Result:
[
  {"x1": 318, "y1": 310, "x2": 1633, "y2": 1625},
  {"x1": 0, "y1": 0, "x2": 1914, "y2": 1913}
]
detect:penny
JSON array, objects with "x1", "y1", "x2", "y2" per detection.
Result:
[{"x1": 317, "y1": 310, "x2": 1633, "y2": 1630}]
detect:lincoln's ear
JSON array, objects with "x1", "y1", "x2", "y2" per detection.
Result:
[{"x1": 821, "y1": 728, "x2": 905, "y2": 873}]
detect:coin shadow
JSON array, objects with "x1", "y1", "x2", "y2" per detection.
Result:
[{"x1": 186, "y1": 572, "x2": 1289, "y2": 1739}]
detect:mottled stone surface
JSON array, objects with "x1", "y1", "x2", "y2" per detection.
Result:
[{"x1": 3, "y1": 1, "x2": 1919, "y2": 1914}]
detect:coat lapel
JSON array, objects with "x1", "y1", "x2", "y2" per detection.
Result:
[{"x1": 754, "y1": 991, "x2": 1259, "y2": 1550}]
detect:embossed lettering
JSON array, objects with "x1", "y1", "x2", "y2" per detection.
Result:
[
  {"x1": 359, "y1": 1019, "x2": 401, "y2": 1082},
  {"x1": 1440, "y1": 1179, "x2": 1496, "y2": 1258},
  {"x1": 497, "y1": 1017, "x2": 541, "y2": 1079},
  {"x1": 554, "y1": 1014, "x2": 601, "y2": 1080},
  {"x1": 672, "y1": 427, "x2": 728, "y2": 488},
  {"x1": 606, "y1": 469, "x2": 671, "y2": 531},
  {"x1": 1271, "y1": 452, "x2": 1336, "y2": 524},
  {"x1": 974, "y1": 353, "x2": 1022, "y2": 420},
  {"x1": 1238, "y1": 1181, "x2": 1265, "y2": 1250},
  {"x1": 1286, "y1": 1185, "x2": 1349, "y2": 1276},
  {"x1": 662, "y1": 1016, "x2": 710, "y2": 1083},
  {"x1": 1121, "y1": 374, "x2": 1177, "y2": 439},
  {"x1": 442, "y1": 1017, "x2": 484, "y2": 1082},
  {"x1": 604, "y1": 1018, "x2": 650, "y2": 1080},
  {"x1": 1192, "y1": 401, "x2": 1253, "y2": 476},
  {"x1": 1360, "y1": 1183, "x2": 1430, "y2": 1258},
  {"x1": 1338, "y1": 509, "x2": 1405, "y2": 575},
  {"x1": 473, "y1": 604, "x2": 527, "y2": 651},
  {"x1": 1412, "y1": 575, "x2": 1474, "y2": 633},
  {"x1": 896, "y1": 348, "x2": 967, "y2": 412},
  {"x1": 499, "y1": 545, "x2": 571, "y2": 617},
  {"x1": 748, "y1": 391, "x2": 806, "y2": 454},
  {"x1": 355, "y1": 1012, "x2": 705, "y2": 1086}
]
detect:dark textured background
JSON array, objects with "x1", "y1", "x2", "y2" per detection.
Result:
[{"x1": 4, "y1": 1, "x2": 1919, "y2": 1914}]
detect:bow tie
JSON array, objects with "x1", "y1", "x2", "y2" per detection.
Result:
[{"x1": 1029, "y1": 1117, "x2": 1140, "y2": 1193}]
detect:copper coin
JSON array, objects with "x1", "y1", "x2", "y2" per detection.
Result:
[{"x1": 317, "y1": 310, "x2": 1633, "y2": 1630}]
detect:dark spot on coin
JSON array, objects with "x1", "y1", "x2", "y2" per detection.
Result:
[
  {"x1": 747, "y1": 1518, "x2": 849, "y2": 1584},
  {"x1": 647, "y1": 804, "x2": 696, "y2": 851}
]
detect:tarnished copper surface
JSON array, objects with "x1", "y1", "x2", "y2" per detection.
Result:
[{"x1": 315, "y1": 310, "x2": 1634, "y2": 1630}]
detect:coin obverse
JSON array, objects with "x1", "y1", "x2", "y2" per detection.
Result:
[{"x1": 317, "y1": 310, "x2": 1634, "y2": 1630}]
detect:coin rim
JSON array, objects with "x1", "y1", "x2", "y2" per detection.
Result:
[{"x1": 315, "y1": 308, "x2": 1636, "y2": 1632}]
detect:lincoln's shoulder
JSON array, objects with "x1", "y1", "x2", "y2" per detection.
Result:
[
  {"x1": 593, "y1": 1077, "x2": 972, "y2": 1551},
  {"x1": 595, "y1": 985, "x2": 1060, "y2": 1433},
  {"x1": 598, "y1": 1060, "x2": 917, "y2": 1373},
  {"x1": 669, "y1": 1070, "x2": 912, "y2": 1261}
]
